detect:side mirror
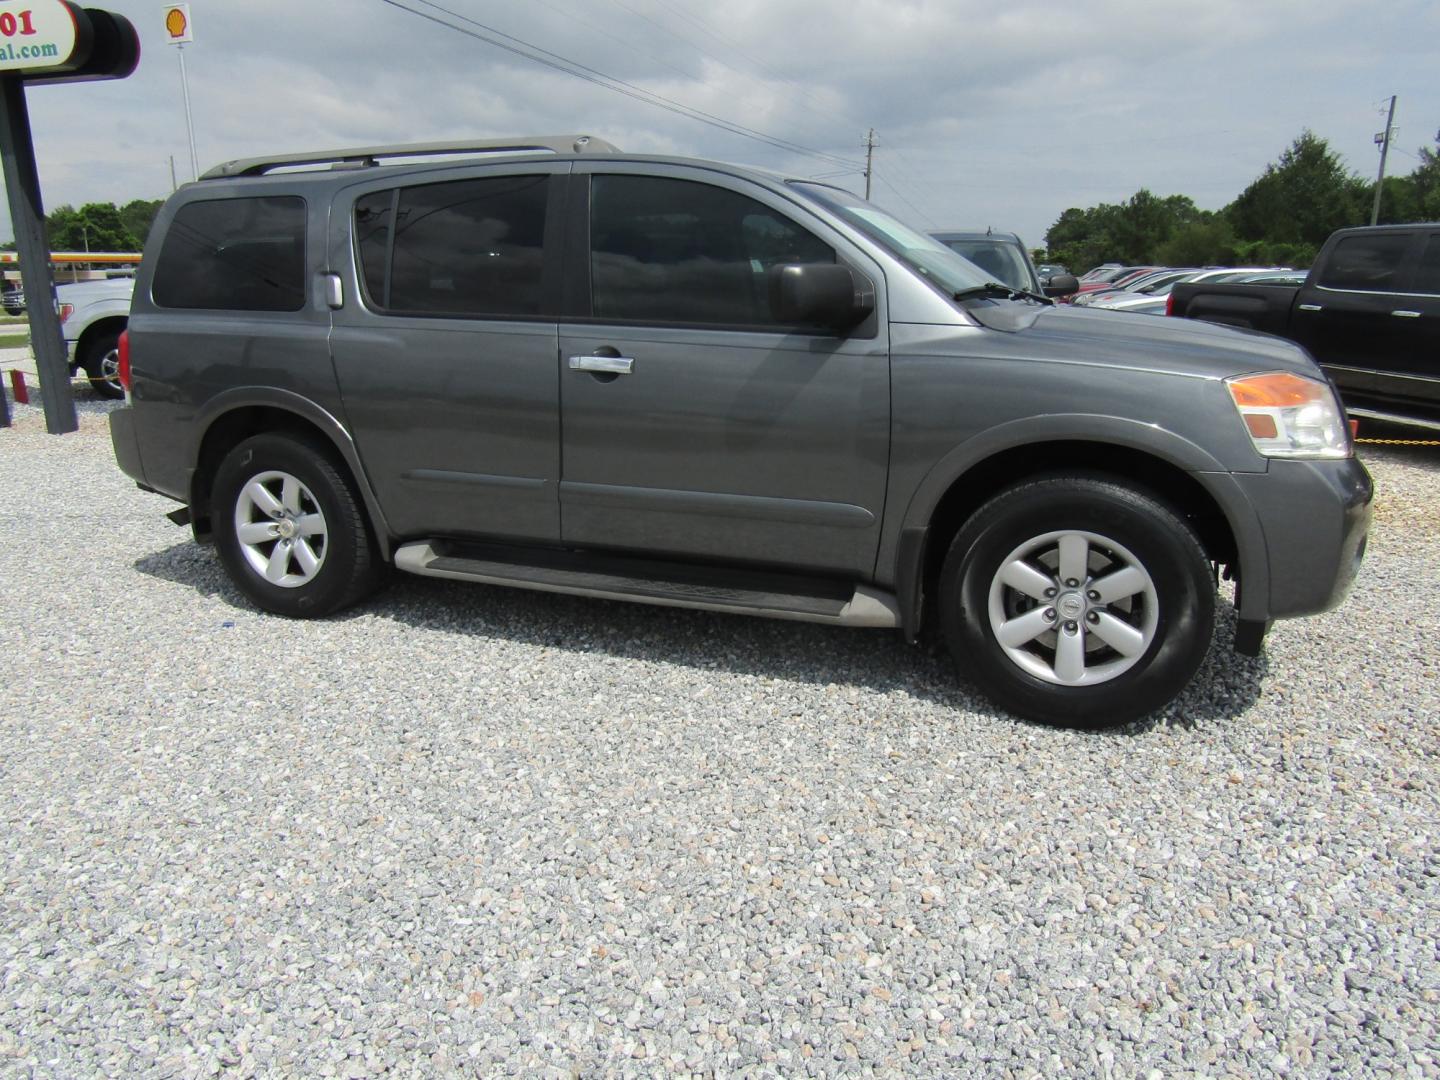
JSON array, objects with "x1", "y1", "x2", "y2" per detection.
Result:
[
  {"x1": 1043, "y1": 273, "x2": 1080, "y2": 298},
  {"x1": 770, "y1": 263, "x2": 874, "y2": 331}
]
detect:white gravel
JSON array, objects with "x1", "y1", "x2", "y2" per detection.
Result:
[{"x1": 1, "y1": 398, "x2": 1437, "y2": 1077}]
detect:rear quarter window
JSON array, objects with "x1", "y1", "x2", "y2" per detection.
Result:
[{"x1": 152, "y1": 196, "x2": 307, "y2": 311}]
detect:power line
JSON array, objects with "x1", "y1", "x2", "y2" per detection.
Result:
[
  {"x1": 378, "y1": 0, "x2": 864, "y2": 171},
  {"x1": 521, "y1": 0, "x2": 706, "y2": 87},
  {"x1": 875, "y1": 173, "x2": 936, "y2": 229},
  {"x1": 645, "y1": 0, "x2": 862, "y2": 136}
]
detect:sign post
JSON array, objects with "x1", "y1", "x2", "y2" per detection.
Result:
[
  {"x1": 161, "y1": 5, "x2": 196, "y2": 180},
  {"x1": 0, "y1": 72, "x2": 73, "y2": 431},
  {"x1": 0, "y1": 2, "x2": 138, "y2": 433}
]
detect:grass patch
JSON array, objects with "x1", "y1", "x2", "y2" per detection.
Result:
[{"x1": 0, "y1": 332, "x2": 28, "y2": 349}]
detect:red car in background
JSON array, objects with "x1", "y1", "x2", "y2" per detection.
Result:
[{"x1": 1072, "y1": 266, "x2": 1160, "y2": 300}]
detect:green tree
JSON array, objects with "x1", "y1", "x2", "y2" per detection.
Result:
[
  {"x1": 119, "y1": 198, "x2": 164, "y2": 247},
  {"x1": 1156, "y1": 215, "x2": 1237, "y2": 267},
  {"x1": 44, "y1": 201, "x2": 139, "y2": 251},
  {"x1": 1226, "y1": 131, "x2": 1366, "y2": 248},
  {"x1": 1107, "y1": 190, "x2": 1203, "y2": 263},
  {"x1": 1407, "y1": 129, "x2": 1440, "y2": 219},
  {"x1": 1044, "y1": 205, "x2": 1118, "y2": 272},
  {"x1": 1045, "y1": 191, "x2": 1205, "y2": 269}
]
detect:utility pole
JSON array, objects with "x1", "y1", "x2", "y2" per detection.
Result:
[
  {"x1": 864, "y1": 128, "x2": 875, "y2": 200},
  {"x1": 1371, "y1": 94, "x2": 1397, "y2": 226}
]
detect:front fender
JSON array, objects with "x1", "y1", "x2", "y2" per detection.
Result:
[
  {"x1": 899, "y1": 413, "x2": 1231, "y2": 532},
  {"x1": 889, "y1": 413, "x2": 1272, "y2": 628}
]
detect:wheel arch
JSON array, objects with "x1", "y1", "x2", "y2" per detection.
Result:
[
  {"x1": 74, "y1": 315, "x2": 129, "y2": 370},
  {"x1": 893, "y1": 416, "x2": 1268, "y2": 640},
  {"x1": 188, "y1": 389, "x2": 393, "y2": 559}
]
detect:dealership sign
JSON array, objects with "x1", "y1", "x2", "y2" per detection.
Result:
[{"x1": 0, "y1": 1, "x2": 87, "y2": 74}]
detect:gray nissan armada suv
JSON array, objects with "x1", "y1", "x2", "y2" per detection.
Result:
[{"x1": 109, "y1": 136, "x2": 1372, "y2": 727}]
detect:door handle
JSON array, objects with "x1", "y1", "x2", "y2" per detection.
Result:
[
  {"x1": 1391, "y1": 310, "x2": 1422, "y2": 318},
  {"x1": 1297, "y1": 304, "x2": 1323, "y2": 312},
  {"x1": 569, "y1": 354, "x2": 634, "y2": 375}
]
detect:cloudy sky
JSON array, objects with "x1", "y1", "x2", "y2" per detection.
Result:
[{"x1": 4, "y1": 0, "x2": 1438, "y2": 251}]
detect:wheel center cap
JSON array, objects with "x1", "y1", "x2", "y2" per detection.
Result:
[
  {"x1": 276, "y1": 518, "x2": 298, "y2": 540},
  {"x1": 1057, "y1": 592, "x2": 1086, "y2": 620}
]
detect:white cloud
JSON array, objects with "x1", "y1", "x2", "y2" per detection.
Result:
[{"x1": 3, "y1": 0, "x2": 1436, "y2": 250}]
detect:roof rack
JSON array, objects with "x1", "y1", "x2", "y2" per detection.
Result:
[{"x1": 198, "y1": 135, "x2": 621, "y2": 180}]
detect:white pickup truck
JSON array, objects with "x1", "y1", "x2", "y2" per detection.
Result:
[{"x1": 57, "y1": 277, "x2": 134, "y2": 399}]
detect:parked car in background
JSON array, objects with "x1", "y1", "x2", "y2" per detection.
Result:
[
  {"x1": 1073, "y1": 268, "x2": 1197, "y2": 306},
  {"x1": 931, "y1": 230, "x2": 1078, "y2": 298},
  {"x1": 1072, "y1": 266, "x2": 1160, "y2": 301},
  {"x1": 2, "y1": 283, "x2": 23, "y2": 315},
  {"x1": 1169, "y1": 223, "x2": 1439, "y2": 426},
  {"x1": 1088, "y1": 268, "x2": 1283, "y2": 311},
  {"x1": 58, "y1": 278, "x2": 134, "y2": 398},
  {"x1": 1228, "y1": 269, "x2": 1310, "y2": 286},
  {"x1": 1080, "y1": 263, "x2": 1126, "y2": 282},
  {"x1": 1104, "y1": 296, "x2": 1169, "y2": 316}
]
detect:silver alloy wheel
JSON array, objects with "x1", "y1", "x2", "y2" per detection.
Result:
[
  {"x1": 987, "y1": 528, "x2": 1159, "y2": 686},
  {"x1": 233, "y1": 470, "x2": 328, "y2": 588}
]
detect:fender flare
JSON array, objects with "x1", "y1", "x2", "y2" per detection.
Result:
[
  {"x1": 189, "y1": 387, "x2": 394, "y2": 558},
  {"x1": 893, "y1": 413, "x2": 1271, "y2": 631}
]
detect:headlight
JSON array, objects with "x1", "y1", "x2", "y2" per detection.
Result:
[{"x1": 1225, "y1": 372, "x2": 1351, "y2": 459}]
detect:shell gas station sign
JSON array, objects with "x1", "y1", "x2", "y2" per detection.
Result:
[{"x1": 162, "y1": 4, "x2": 191, "y2": 44}]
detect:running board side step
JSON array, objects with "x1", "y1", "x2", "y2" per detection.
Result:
[{"x1": 393, "y1": 542, "x2": 900, "y2": 628}]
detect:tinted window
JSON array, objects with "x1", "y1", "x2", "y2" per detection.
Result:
[
  {"x1": 354, "y1": 190, "x2": 392, "y2": 306},
  {"x1": 1319, "y1": 234, "x2": 1411, "y2": 292},
  {"x1": 357, "y1": 175, "x2": 548, "y2": 317},
  {"x1": 1415, "y1": 235, "x2": 1440, "y2": 296},
  {"x1": 153, "y1": 197, "x2": 306, "y2": 311},
  {"x1": 590, "y1": 175, "x2": 834, "y2": 326}
]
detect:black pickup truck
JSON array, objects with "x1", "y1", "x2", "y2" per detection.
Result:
[{"x1": 1169, "y1": 223, "x2": 1440, "y2": 426}]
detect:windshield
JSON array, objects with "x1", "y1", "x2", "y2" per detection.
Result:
[
  {"x1": 791, "y1": 183, "x2": 991, "y2": 295},
  {"x1": 935, "y1": 239, "x2": 1034, "y2": 292}
]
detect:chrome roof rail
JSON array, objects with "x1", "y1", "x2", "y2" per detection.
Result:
[{"x1": 199, "y1": 135, "x2": 621, "y2": 180}]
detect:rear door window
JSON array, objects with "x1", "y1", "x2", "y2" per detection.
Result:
[
  {"x1": 152, "y1": 196, "x2": 306, "y2": 311},
  {"x1": 1318, "y1": 233, "x2": 1413, "y2": 293},
  {"x1": 354, "y1": 175, "x2": 549, "y2": 318},
  {"x1": 1413, "y1": 234, "x2": 1440, "y2": 296},
  {"x1": 589, "y1": 175, "x2": 834, "y2": 327}
]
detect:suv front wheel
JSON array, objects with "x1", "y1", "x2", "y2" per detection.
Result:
[
  {"x1": 940, "y1": 474, "x2": 1215, "y2": 727},
  {"x1": 212, "y1": 433, "x2": 380, "y2": 617}
]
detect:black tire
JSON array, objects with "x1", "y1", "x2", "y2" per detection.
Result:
[
  {"x1": 80, "y1": 329, "x2": 125, "y2": 399},
  {"x1": 938, "y1": 474, "x2": 1215, "y2": 728},
  {"x1": 212, "y1": 432, "x2": 380, "y2": 617}
]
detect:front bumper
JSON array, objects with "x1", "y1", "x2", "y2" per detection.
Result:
[{"x1": 1233, "y1": 455, "x2": 1372, "y2": 621}]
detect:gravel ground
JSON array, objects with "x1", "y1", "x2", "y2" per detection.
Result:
[{"x1": 1, "y1": 398, "x2": 1437, "y2": 1078}]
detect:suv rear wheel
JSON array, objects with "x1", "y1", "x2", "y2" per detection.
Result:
[
  {"x1": 212, "y1": 433, "x2": 380, "y2": 617},
  {"x1": 940, "y1": 474, "x2": 1214, "y2": 727}
]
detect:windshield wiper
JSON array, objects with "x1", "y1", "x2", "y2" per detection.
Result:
[{"x1": 953, "y1": 281, "x2": 1052, "y2": 305}]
